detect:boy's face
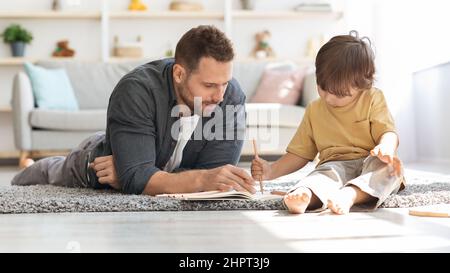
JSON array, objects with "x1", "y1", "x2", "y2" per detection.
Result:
[{"x1": 318, "y1": 86, "x2": 360, "y2": 107}]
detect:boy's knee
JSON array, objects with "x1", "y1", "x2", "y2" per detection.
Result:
[{"x1": 363, "y1": 156, "x2": 387, "y2": 172}]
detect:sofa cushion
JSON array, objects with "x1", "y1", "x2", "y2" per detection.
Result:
[
  {"x1": 250, "y1": 68, "x2": 305, "y2": 104},
  {"x1": 232, "y1": 61, "x2": 266, "y2": 100},
  {"x1": 245, "y1": 103, "x2": 305, "y2": 128},
  {"x1": 24, "y1": 62, "x2": 79, "y2": 111},
  {"x1": 30, "y1": 109, "x2": 106, "y2": 131},
  {"x1": 36, "y1": 60, "x2": 148, "y2": 110},
  {"x1": 233, "y1": 61, "x2": 299, "y2": 101},
  {"x1": 300, "y1": 67, "x2": 320, "y2": 107}
]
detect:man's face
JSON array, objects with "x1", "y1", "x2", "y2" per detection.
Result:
[{"x1": 174, "y1": 57, "x2": 233, "y2": 116}]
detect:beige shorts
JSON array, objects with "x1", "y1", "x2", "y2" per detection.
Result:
[{"x1": 287, "y1": 156, "x2": 405, "y2": 211}]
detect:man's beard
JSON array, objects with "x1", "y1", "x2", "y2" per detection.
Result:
[
  {"x1": 177, "y1": 83, "x2": 218, "y2": 116},
  {"x1": 177, "y1": 84, "x2": 195, "y2": 112}
]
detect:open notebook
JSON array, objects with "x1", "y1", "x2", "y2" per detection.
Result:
[{"x1": 157, "y1": 190, "x2": 284, "y2": 201}]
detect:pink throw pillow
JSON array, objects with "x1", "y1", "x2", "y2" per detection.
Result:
[{"x1": 250, "y1": 68, "x2": 305, "y2": 104}]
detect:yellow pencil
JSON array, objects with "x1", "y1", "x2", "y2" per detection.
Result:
[{"x1": 252, "y1": 139, "x2": 264, "y2": 194}]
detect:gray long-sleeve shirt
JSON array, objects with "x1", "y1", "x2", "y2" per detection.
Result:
[{"x1": 94, "y1": 58, "x2": 246, "y2": 194}]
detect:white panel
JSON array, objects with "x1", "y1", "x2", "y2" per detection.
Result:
[{"x1": 413, "y1": 63, "x2": 450, "y2": 163}]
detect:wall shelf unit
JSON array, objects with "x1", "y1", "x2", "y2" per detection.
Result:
[
  {"x1": 109, "y1": 11, "x2": 224, "y2": 20},
  {"x1": 0, "y1": 11, "x2": 101, "y2": 20},
  {"x1": 0, "y1": 57, "x2": 37, "y2": 66},
  {"x1": 232, "y1": 10, "x2": 343, "y2": 20},
  {"x1": 0, "y1": 106, "x2": 12, "y2": 113},
  {"x1": 0, "y1": 0, "x2": 344, "y2": 63}
]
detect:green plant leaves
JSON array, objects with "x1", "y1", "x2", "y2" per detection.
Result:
[{"x1": 1, "y1": 24, "x2": 33, "y2": 44}]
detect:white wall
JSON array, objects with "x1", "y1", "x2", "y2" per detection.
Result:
[
  {"x1": 374, "y1": 0, "x2": 450, "y2": 163},
  {"x1": 413, "y1": 63, "x2": 450, "y2": 164},
  {"x1": 343, "y1": 0, "x2": 450, "y2": 164}
]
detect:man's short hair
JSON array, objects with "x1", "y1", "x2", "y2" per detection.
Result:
[{"x1": 175, "y1": 25, "x2": 235, "y2": 72}]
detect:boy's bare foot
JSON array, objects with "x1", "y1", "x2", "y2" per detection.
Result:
[
  {"x1": 283, "y1": 187, "x2": 312, "y2": 214},
  {"x1": 327, "y1": 198, "x2": 352, "y2": 215},
  {"x1": 327, "y1": 187, "x2": 357, "y2": 215}
]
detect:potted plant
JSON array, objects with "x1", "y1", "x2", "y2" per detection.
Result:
[{"x1": 1, "y1": 24, "x2": 33, "y2": 57}]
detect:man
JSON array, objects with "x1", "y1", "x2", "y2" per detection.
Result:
[{"x1": 12, "y1": 25, "x2": 255, "y2": 195}]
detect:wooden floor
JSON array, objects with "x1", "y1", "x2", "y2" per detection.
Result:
[
  {"x1": 0, "y1": 209, "x2": 449, "y2": 252},
  {"x1": 0, "y1": 163, "x2": 449, "y2": 253}
]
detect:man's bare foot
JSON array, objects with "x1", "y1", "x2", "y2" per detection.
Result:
[
  {"x1": 19, "y1": 158, "x2": 35, "y2": 169},
  {"x1": 283, "y1": 187, "x2": 312, "y2": 214},
  {"x1": 327, "y1": 187, "x2": 357, "y2": 215}
]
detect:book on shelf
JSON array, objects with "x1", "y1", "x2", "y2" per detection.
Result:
[
  {"x1": 157, "y1": 190, "x2": 284, "y2": 201},
  {"x1": 294, "y1": 2, "x2": 332, "y2": 12}
]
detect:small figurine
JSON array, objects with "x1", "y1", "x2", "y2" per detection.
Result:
[
  {"x1": 305, "y1": 35, "x2": 326, "y2": 59},
  {"x1": 52, "y1": 0, "x2": 61, "y2": 11},
  {"x1": 113, "y1": 36, "x2": 143, "y2": 58},
  {"x1": 164, "y1": 42, "x2": 174, "y2": 57},
  {"x1": 129, "y1": 0, "x2": 148, "y2": 11},
  {"x1": 169, "y1": 1, "x2": 204, "y2": 11},
  {"x1": 52, "y1": 40, "x2": 75, "y2": 57},
  {"x1": 252, "y1": 30, "x2": 275, "y2": 59}
]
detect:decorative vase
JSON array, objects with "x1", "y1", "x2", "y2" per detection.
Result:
[
  {"x1": 52, "y1": 0, "x2": 61, "y2": 10},
  {"x1": 240, "y1": 0, "x2": 255, "y2": 10},
  {"x1": 11, "y1": 42, "x2": 25, "y2": 57}
]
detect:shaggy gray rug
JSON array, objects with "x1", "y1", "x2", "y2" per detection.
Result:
[{"x1": 1, "y1": 174, "x2": 449, "y2": 214}]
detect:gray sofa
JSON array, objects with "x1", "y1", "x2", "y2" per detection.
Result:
[{"x1": 12, "y1": 59, "x2": 318, "y2": 164}]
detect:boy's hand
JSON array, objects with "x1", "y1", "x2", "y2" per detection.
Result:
[
  {"x1": 89, "y1": 155, "x2": 120, "y2": 190},
  {"x1": 370, "y1": 144, "x2": 395, "y2": 164},
  {"x1": 370, "y1": 145, "x2": 402, "y2": 177},
  {"x1": 251, "y1": 156, "x2": 272, "y2": 181}
]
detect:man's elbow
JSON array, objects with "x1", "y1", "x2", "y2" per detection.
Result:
[
  {"x1": 119, "y1": 166, "x2": 160, "y2": 195},
  {"x1": 118, "y1": 173, "x2": 147, "y2": 195}
]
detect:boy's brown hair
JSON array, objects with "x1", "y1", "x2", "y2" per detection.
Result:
[
  {"x1": 315, "y1": 30, "x2": 375, "y2": 97},
  {"x1": 175, "y1": 25, "x2": 234, "y2": 73}
]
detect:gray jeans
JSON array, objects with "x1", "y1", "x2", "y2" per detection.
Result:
[
  {"x1": 11, "y1": 132, "x2": 106, "y2": 189},
  {"x1": 287, "y1": 156, "x2": 405, "y2": 211}
]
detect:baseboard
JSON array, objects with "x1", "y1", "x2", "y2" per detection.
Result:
[{"x1": 0, "y1": 158, "x2": 19, "y2": 166}]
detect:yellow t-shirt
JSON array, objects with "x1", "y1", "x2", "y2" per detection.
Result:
[{"x1": 287, "y1": 88, "x2": 396, "y2": 165}]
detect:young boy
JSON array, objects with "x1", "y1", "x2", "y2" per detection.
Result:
[{"x1": 251, "y1": 31, "x2": 405, "y2": 214}]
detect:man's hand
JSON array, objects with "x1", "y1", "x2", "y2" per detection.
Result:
[
  {"x1": 89, "y1": 155, "x2": 120, "y2": 190},
  {"x1": 199, "y1": 164, "x2": 256, "y2": 194}
]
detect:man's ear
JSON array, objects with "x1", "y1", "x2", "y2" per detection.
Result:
[{"x1": 173, "y1": 64, "x2": 186, "y2": 84}]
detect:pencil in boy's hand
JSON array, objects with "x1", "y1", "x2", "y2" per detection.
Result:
[{"x1": 252, "y1": 139, "x2": 264, "y2": 194}]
